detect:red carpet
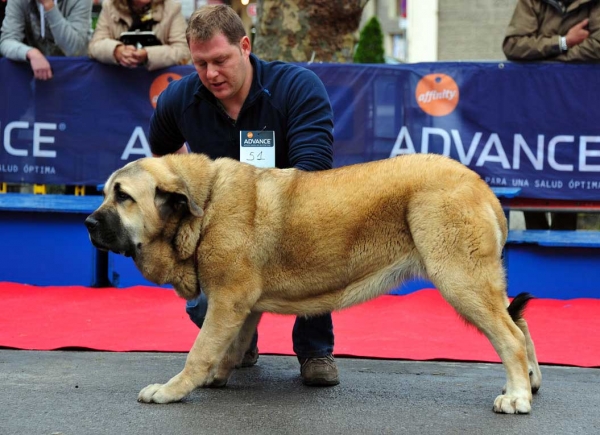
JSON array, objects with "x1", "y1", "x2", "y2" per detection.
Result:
[{"x1": 1, "y1": 282, "x2": 599, "y2": 367}]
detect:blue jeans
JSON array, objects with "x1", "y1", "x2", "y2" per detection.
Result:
[{"x1": 185, "y1": 293, "x2": 334, "y2": 358}]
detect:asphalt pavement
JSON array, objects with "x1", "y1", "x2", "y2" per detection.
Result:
[{"x1": 1, "y1": 350, "x2": 599, "y2": 435}]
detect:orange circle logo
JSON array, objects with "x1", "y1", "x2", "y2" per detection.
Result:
[
  {"x1": 149, "y1": 73, "x2": 182, "y2": 108},
  {"x1": 415, "y1": 74, "x2": 459, "y2": 117},
  {"x1": 247, "y1": 132, "x2": 254, "y2": 138}
]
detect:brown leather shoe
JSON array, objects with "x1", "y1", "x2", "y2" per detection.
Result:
[
  {"x1": 299, "y1": 354, "x2": 340, "y2": 386},
  {"x1": 237, "y1": 347, "x2": 259, "y2": 368}
]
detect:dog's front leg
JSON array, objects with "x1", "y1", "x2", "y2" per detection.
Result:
[
  {"x1": 208, "y1": 311, "x2": 263, "y2": 386},
  {"x1": 138, "y1": 294, "x2": 253, "y2": 404}
]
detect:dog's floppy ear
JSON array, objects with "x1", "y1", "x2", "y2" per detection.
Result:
[{"x1": 154, "y1": 176, "x2": 204, "y2": 219}]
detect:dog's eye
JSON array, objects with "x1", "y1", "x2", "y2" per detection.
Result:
[{"x1": 116, "y1": 191, "x2": 132, "y2": 202}]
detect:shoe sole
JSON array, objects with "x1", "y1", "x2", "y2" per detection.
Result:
[{"x1": 302, "y1": 378, "x2": 340, "y2": 387}]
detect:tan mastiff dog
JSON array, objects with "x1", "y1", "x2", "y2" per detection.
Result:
[{"x1": 85, "y1": 153, "x2": 541, "y2": 414}]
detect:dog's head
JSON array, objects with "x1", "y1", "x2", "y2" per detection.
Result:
[{"x1": 85, "y1": 155, "x2": 209, "y2": 276}]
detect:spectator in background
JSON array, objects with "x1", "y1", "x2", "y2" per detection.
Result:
[
  {"x1": 503, "y1": 0, "x2": 600, "y2": 62},
  {"x1": 0, "y1": 0, "x2": 93, "y2": 80},
  {"x1": 502, "y1": 0, "x2": 599, "y2": 229},
  {"x1": 0, "y1": 1, "x2": 7, "y2": 41},
  {"x1": 88, "y1": 0, "x2": 189, "y2": 71}
]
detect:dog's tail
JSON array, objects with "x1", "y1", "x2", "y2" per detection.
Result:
[{"x1": 507, "y1": 292, "x2": 534, "y2": 322}]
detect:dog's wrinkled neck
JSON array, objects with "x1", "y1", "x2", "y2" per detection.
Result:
[{"x1": 171, "y1": 179, "x2": 212, "y2": 261}]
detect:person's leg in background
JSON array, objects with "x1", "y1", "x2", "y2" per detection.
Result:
[
  {"x1": 186, "y1": 294, "x2": 259, "y2": 367},
  {"x1": 550, "y1": 212, "x2": 578, "y2": 230},
  {"x1": 524, "y1": 211, "x2": 550, "y2": 230},
  {"x1": 292, "y1": 314, "x2": 339, "y2": 386}
]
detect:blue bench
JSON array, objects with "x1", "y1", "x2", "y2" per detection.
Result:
[
  {"x1": 0, "y1": 193, "x2": 106, "y2": 286},
  {"x1": 108, "y1": 254, "x2": 172, "y2": 288},
  {"x1": 504, "y1": 228, "x2": 600, "y2": 300},
  {"x1": 499, "y1": 188, "x2": 600, "y2": 299},
  {"x1": 0, "y1": 191, "x2": 163, "y2": 288}
]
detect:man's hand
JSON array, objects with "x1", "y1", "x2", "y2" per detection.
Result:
[
  {"x1": 131, "y1": 48, "x2": 148, "y2": 66},
  {"x1": 36, "y1": 0, "x2": 55, "y2": 12},
  {"x1": 27, "y1": 48, "x2": 53, "y2": 80},
  {"x1": 566, "y1": 19, "x2": 589, "y2": 48},
  {"x1": 114, "y1": 45, "x2": 140, "y2": 68}
]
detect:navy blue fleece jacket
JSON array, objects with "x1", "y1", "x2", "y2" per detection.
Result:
[{"x1": 149, "y1": 53, "x2": 333, "y2": 171}]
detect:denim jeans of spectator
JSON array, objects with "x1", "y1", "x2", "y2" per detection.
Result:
[{"x1": 185, "y1": 293, "x2": 334, "y2": 358}]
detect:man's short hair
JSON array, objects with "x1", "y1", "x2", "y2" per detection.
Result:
[{"x1": 186, "y1": 5, "x2": 247, "y2": 45}]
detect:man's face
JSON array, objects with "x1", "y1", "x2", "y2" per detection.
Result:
[{"x1": 190, "y1": 32, "x2": 251, "y2": 102}]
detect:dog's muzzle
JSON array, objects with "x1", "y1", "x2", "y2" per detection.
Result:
[
  {"x1": 84, "y1": 214, "x2": 100, "y2": 232},
  {"x1": 85, "y1": 212, "x2": 135, "y2": 258}
]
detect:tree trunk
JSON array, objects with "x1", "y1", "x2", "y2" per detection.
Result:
[{"x1": 253, "y1": 0, "x2": 369, "y2": 63}]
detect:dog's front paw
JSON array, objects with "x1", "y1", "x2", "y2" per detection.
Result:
[
  {"x1": 138, "y1": 383, "x2": 188, "y2": 404},
  {"x1": 493, "y1": 394, "x2": 531, "y2": 414}
]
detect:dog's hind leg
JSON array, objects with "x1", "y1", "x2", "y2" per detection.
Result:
[
  {"x1": 208, "y1": 311, "x2": 263, "y2": 387},
  {"x1": 509, "y1": 294, "x2": 542, "y2": 394},
  {"x1": 523, "y1": 324, "x2": 541, "y2": 394},
  {"x1": 432, "y1": 265, "x2": 533, "y2": 414},
  {"x1": 410, "y1": 194, "x2": 535, "y2": 413}
]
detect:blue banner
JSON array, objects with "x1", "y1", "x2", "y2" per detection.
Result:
[{"x1": 1, "y1": 57, "x2": 599, "y2": 200}]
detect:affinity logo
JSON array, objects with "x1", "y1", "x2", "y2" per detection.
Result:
[
  {"x1": 415, "y1": 74, "x2": 459, "y2": 117},
  {"x1": 149, "y1": 73, "x2": 182, "y2": 108}
]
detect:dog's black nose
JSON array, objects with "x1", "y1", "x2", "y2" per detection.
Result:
[{"x1": 85, "y1": 215, "x2": 99, "y2": 231}]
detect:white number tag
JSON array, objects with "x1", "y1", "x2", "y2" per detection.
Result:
[{"x1": 240, "y1": 130, "x2": 275, "y2": 168}]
